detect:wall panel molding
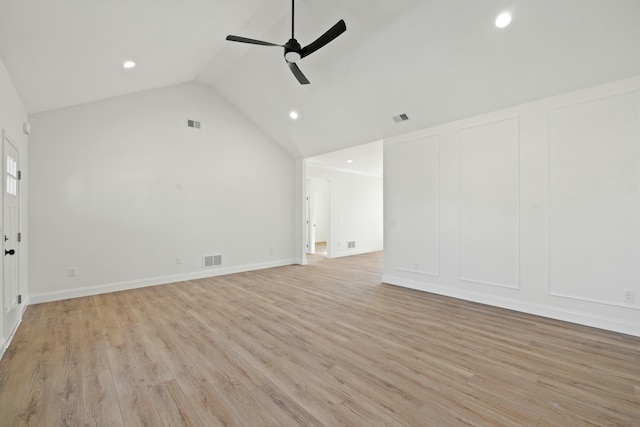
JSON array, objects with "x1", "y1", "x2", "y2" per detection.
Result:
[
  {"x1": 458, "y1": 117, "x2": 521, "y2": 290},
  {"x1": 383, "y1": 76, "x2": 640, "y2": 336},
  {"x1": 391, "y1": 135, "x2": 441, "y2": 277},
  {"x1": 397, "y1": 267, "x2": 440, "y2": 277},
  {"x1": 381, "y1": 274, "x2": 640, "y2": 337},
  {"x1": 548, "y1": 290, "x2": 639, "y2": 310},
  {"x1": 547, "y1": 90, "x2": 640, "y2": 306}
]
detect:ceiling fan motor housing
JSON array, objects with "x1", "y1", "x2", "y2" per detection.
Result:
[{"x1": 284, "y1": 38, "x2": 302, "y2": 63}]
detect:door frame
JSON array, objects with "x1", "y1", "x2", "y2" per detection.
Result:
[
  {"x1": 306, "y1": 189, "x2": 315, "y2": 255},
  {"x1": 306, "y1": 177, "x2": 332, "y2": 258},
  {"x1": 2, "y1": 129, "x2": 22, "y2": 344}
]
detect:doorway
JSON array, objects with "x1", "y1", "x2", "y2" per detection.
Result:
[
  {"x1": 303, "y1": 140, "x2": 384, "y2": 263},
  {"x1": 2, "y1": 130, "x2": 21, "y2": 341},
  {"x1": 306, "y1": 178, "x2": 331, "y2": 257}
]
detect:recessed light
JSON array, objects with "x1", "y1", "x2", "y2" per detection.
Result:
[
  {"x1": 495, "y1": 12, "x2": 512, "y2": 28},
  {"x1": 346, "y1": 160, "x2": 354, "y2": 164},
  {"x1": 289, "y1": 111, "x2": 299, "y2": 120},
  {"x1": 123, "y1": 60, "x2": 136, "y2": 69}
]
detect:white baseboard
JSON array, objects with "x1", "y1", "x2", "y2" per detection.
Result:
[
  {"x1": 382, "y1": 274, "x2": 640, "y2": 338},
  {"x1": 0, "y1": 316, "x2": 23, "y2": 361},
  {"x1": 329, "y1": 247, "x2": 383, "y2": 259},
  {"x1": 0, "y1": 335, "x2": 6, "y2": 360},
  {"x1": 30, "y1": 259, "x2": 296, "y2": 304},
  {"x1": 0, "y1": 338, "x2": 6, "y2": 361}
]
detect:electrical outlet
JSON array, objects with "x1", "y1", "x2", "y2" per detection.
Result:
[
  {"x1": 623, "y1": 290, "x2": 635, "y2": 303},
  {"x1": 68, "y1": 267, "x2": 78, "y2": 277},
  {"x1": 176, "y1": 257, "x2": 182, "y2": 265}
]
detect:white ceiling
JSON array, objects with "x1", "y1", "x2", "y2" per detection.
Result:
[
  {"x1": 1, "y1": 0, "x2": 640, "y2": 159},
  {"x1": 307, "y1": 140, "x2": 383, "y2": 177}
]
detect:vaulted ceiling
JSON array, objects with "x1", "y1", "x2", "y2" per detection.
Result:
[{"x1": 1, "y1": 0, "x2": 639, "y2": 158}]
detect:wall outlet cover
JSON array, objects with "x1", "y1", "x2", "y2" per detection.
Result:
[{"x1": 623, "y1": 290, "x2": 635, "y2": 303}]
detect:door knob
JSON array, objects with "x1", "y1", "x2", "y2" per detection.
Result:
[{"x1": 5, "y1": 249, "x2": 15, "y2": 256}]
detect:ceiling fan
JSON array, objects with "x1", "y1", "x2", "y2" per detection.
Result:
[{"x1": 225, "y1": 0, "x2": 346, "y2": 85}]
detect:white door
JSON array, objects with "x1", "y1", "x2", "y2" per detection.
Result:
[
  {"x1": 306, "y1": 191, "x2": 316, "y2": 255},
  {"x1": 3, "y1": 133, "x2": 20, "y2": 339}
]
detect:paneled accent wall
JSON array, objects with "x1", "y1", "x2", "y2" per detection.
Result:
[
  {"x1": 548, "y1": 91, "x2": 640, "y2": 305},
  {"x1": 458, "y1": 118, "x2": 520, "y2": 289},
  {"x1": 385, "y1": 135, "x2": 440, "y2": 276},
  {"x1": 383, "y1": 76, "x2": 640, "y2": 337}
]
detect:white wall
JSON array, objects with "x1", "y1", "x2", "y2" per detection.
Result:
[
  {"x1": 384, "y1": 76, "x2": 640, "y2": 337},
  {"x1": 294, "y1": 159, "x2": 306, "y2": 264},
  {"x1": 28, "y1": 82, "x2": 296, "y2": 303},
  {"x1": 313, "y1": 191, "x2": 329, "y2": 243},
  {"x1": 308, "y1": 178, "x2": 330, "y2": 244},
  {"x1": 0, "y1": 56, "x2": 29, "y2": 356},
  {"x1": 307, "y1": 164, "x2": 383, "y2": 258}
]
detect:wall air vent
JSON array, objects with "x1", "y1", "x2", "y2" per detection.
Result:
[
  {"x1": 203, "y1": 254, "x2": 222, "y2": 268},
  {"x1": 187, "y1": 119, "x2": 201, "y2": 129},
  {"x1": 348, "y1": 241, "x2": 356, "y2": 249},
  {"x1": 392, "y1": 113, "x2": 410, "y2": 123}
]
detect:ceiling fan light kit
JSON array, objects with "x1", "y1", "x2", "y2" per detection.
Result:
[
  {"x1": 284, "y1": 40, "x2": 302, "y2": 63},
  {"x1": 225, "y1": 0, "x2": 346, "y2": 84}
]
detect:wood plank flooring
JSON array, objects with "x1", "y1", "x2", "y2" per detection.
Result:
[{"x1": 1, "y1": 251, "x2": 639, "y2": 426}]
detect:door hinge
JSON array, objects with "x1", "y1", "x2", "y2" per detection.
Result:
[
  {"x1": 17, "y1": 232, "x2": 22, "y2": 242},
  {"x1": 18, "y1": 170, "x2": 22, "y2": 180},
  {"x1": 18, "y1": 295, "x2": 22, "y2": 304}
]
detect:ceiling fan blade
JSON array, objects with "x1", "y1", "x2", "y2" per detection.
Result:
[
  {"x1": 226, "y1": 35, "x2": 282, "y2": 47},
  {"x1": 287, "y1": 61, "x2": 310, "y2": 85},
  {"x1": 300, "y1": 19, "x2": 346, "y2": 59}
]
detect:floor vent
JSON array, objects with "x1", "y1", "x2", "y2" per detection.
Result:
[
  {"x1": 203, "y1": 254, "x2": 222, "y2": 268},
  {"x1": 392, "y1": 113, "x2": 410, "y2": 123},
  {"x1": 187, "y1": 119, "x2": 201, "y2": 129}
]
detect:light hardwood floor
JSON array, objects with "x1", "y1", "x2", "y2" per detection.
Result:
[{"x1": 1, "y1": 251, "x2": 639, "y2": 426}]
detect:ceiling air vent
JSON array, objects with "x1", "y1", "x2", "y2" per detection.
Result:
[
  {"x1": 392, "y1": 113, "x2": 410, "y2": 123},
  {"x1": 187, "y1": 119, "x2": 201, "y2": 129}
]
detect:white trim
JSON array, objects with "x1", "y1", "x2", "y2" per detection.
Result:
[
  {"x1": 457, "y1": 116, "x2": 522, "y2": 291},
  {"x1": 2, "y1": 129, "x2": 22, "y2": 345},
  {"x1": 382, "y1": 274, "x2": 640, "y2": 338},
  {"x1": 2, "y1": 302, "x2": 33, "y2": 359},
  {"x1": 1, "y1": 337, "x2": 8, "y2": 361},
  {"x1": 546, "y1": 89, "x2": 640, "y2": 306},
  {"x1": 549, "y1": 291, "x2": 640, "y2": 310},
  {"x1": 0, "y1": 316, "x2": 22, "y2": 361},
  {"x1": 395, "y1": 134, "x2": 442, "y2": 277},
  {"x1": 327, "y1": 247, "x2": 383, "y2": 259},
  {"x1": 458, "y1": 276, "x2": 520, "y2": 290},
  {"x1": 29, "y1": 259, "x2": 296, "y2": 304},
  {"x1": 397, "y1": 267, "x2": 440, "y2": 277}
]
